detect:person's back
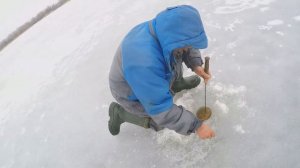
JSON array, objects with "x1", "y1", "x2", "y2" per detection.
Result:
[{"x1": 109, "y1": 5, "x2": 215, "y2": 139}]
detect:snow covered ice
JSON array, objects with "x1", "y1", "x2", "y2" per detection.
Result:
[{"x1": 0, "y1": 0, "x2": 299, "y2": 168}]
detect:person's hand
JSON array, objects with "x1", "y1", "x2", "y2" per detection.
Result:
[
  {"x1": 196, "y1": 123, "x2": 215, "y2": 139},
  {"x1": 203, "y1": 71, "x2": 211, "y2": 84},
  {"x1": 194, "y1": 66, "x2": 211, "y2": 84}
]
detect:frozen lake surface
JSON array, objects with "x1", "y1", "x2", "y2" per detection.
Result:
[{"x1": 0, "y1": 0, "x2": 299, "y2": 167}]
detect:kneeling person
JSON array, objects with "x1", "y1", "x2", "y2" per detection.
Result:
[{"x1": 108, "y1": 5, "x2": 215, "y2": 139}]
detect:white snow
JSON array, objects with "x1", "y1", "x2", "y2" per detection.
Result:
[
  {"x1": 224, "y1": 19, "x2": 243, "y2": 32},
  {"x1": 234, "y1": 124, "x2": 246, "y2": 134},
  {"x1": 258, "y1": 25, "x2": 273, "y2": 30},
  {"x1": 0, "y1": 0, "x2": 299, "y2": 168},
  {"x1": 225, "y1": 85, "x2": 247, "y2": 95},
  {"x1": 214, "y1": 0, "x2": 275, "y2": 14},
  {"x1": 226, "y1": 42, "x2": 237, "y2": 49},
  {"x1": 267, "y1": 19, "x2": 284, "y2": 26},
  {"x1": 260, "y1": 7, "x2": 270, "y2": 12},
  {"x1": 101, "y1": 104, "x2": 109, "y2": 109},
  {"x1": 276, "y1": 31, "x2": 285, "y2": 36},
  {"x1": 258, "y1": 19, "x2": 285, "y2": 30},
  {"x1": 215, "y1": 100, "x2": 229, "y2": 114},
  {"x1": 293, "y1": 15, "x2": 300, "y2": 21},
  {"x1": 213, "y1": 83, "x2": 223, "y2": 91}
]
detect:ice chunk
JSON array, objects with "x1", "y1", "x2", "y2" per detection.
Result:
[{"x1": 215, "y1": 100, "x2": 229, "y2": 114}]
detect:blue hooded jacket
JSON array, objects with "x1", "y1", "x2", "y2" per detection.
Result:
[{"x1": 121, "y1": 5, "x2": 208, "y2": 116}]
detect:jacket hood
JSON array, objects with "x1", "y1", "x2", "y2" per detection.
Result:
[{"x1": 152, "y1": 5, "x2": 208, "y2": 70}]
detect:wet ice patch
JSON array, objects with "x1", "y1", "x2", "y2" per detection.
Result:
[{"x1": 214, "y1": 0, "x2": 275, "y2": 14}]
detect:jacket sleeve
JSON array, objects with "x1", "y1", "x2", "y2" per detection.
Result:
[
  {"x1": 183, "y1": 48, "x2": 203, "y2": 71},
  {"x1": 124, "y1": 64, "x2": 202, "y2": 135},
  {"x1": 151, "y1": 105, "x2": 202, "y2": 135}
]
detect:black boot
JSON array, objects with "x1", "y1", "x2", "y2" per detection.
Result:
[
  {"x1": 108, "y1": 102, "x2": 151, "y2": 136},
  {"x1": 171, "y1": 75, "x2": 201, "y2": 93}
]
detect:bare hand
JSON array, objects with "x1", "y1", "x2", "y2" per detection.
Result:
[
  {"x1": 196, "y1": 123, "x2": 215, "y2": 139},
  {"x1": 203, "y1": 72, "x2": 211, "y2": 84},
  {"x1": 194, "y1": 66, "x2": 211, "y2": 84}
]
